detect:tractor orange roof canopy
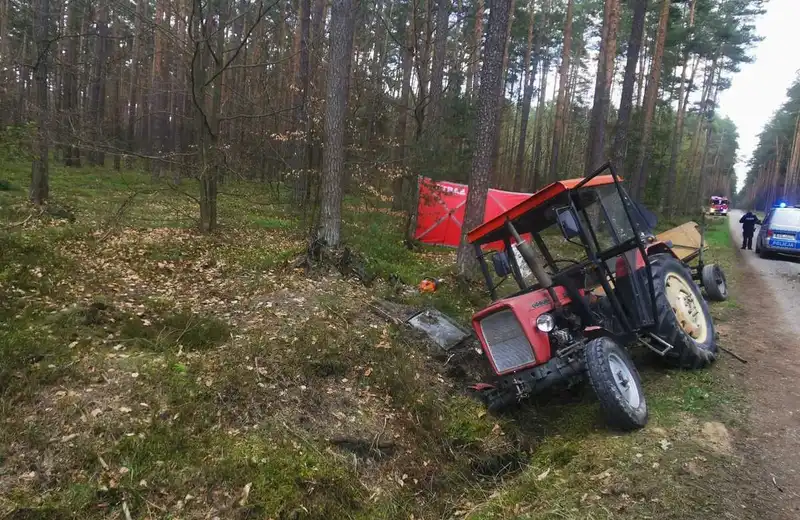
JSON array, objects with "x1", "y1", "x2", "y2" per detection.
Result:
[{"x1": 466, "y1": 175, "x2": 617, "y2": 244}]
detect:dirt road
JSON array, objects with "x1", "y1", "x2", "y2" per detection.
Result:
[{"x1": 727, "y1": 210, "x2": 800, "y2": 518}]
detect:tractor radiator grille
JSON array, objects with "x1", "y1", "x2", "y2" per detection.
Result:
[{"x1": 479, "y1": 309, "x2": 534, "y2": 373}]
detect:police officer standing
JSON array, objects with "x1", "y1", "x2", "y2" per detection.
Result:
[{"x1": 739, "y1": 210, "x2": 762, "y2": 250}]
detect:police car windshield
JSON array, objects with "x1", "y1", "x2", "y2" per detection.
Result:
[{"x1": 771, "y1": 208, "x2": 800, "y2": 228}]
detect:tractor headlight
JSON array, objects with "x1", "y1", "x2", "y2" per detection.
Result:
[{"x1": 536, "y1": 313, "x2": 556, "y2": 333}]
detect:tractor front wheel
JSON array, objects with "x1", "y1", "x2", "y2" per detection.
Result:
[
  {"x1": 650, "y1": 253, "x2": 718, "y2": 368},
  {"x1": 701, "y1": 263, "x2": 728, "y2": 302},
  {"x1": 585, "y1": 336, "x2": 648, "y2": 431}
]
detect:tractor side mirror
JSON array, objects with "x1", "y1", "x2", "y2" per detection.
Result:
[
  {"x1": 491, "y1": 251, "x2": 512, "y2": 277},
  {"x1": 556, "y1": 207, "x2": 581, "y2": 240},
  {"x1": 634, "y1": 201, "x2": 658, "y2": 231}
]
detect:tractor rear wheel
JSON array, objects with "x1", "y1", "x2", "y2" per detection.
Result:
[
  {"x1": 585, "y1": 336, "x2": 648, "y2": 431},
  {"x1": 650, "y1": 253, "x2": 717, "y2": 368},
  {"x1": 701, "y1": 264, "x2": 728, "y2": 302}
]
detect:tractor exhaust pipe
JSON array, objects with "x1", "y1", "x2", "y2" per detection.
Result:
[{"x1": 505, "y1": 220, "x2": 560, "y2": 307}]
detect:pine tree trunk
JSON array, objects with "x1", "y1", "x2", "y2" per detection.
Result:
[
  {"x1": 548, "y1": 0, "x2": 573, "y2": 183},
  {"x1": 88, "y1": 1, "x2": 109, "y2": 166},
  {"x1": 611, "y1": 0, "x2": 646, "y2": 178},
  {"x1": 428, "y1": 0, "x2": 449, "y2": 127},
  {"x1": 126, "y1": 0, "x2": 146, "y2": 168},
  {"x1": 291, "y1": 0, "x2": 312, "y2": 204},
  {"x1": 531, "y1": 56, "x2": 549, "y2": 189},
  {"x1": 491, "y1": 0, "x2": 516, "y2": 180},
  {"x1": 636, "y1": 30, "x2": 648, "y2": 110},
  {"x1": 456, "y1": 0, "x2": 513, "y2": 277},
  {"x1": 63, "y1": 0, "x2": 83, "y2": 167},
  {"x1": 513, "y1": 1, "x2": 538, "y2": 191},
  {"x1": 467, "y1": 0, "x2": 484, "y2": 98},
  {"x1": 30, "y1": 0, "x2": 50, "y2": 205},
  {"x1": 630, "y1": 0, "x2": 669, "y2": 202},
  {"x1": 784, "y1": 115, "x2": 800, "y2": 203},
  {"x1": 664, "y1": 52, "x2": 700, "y2": 216},
  {"x1": 585, "y1": 0, "x2": 620, "y2": 175},
  {"x1": 149, "y1": 0, "x2": 169, "y2": 174},
  {"x1": 392, "y1": 17, "x2": 414, "y2": 210},
  {"x1": 319, "y1": 0, "x2": 357, "y2": 247}
]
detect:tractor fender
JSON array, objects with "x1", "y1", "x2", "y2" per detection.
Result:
[
  {"x1": 645, "y1": 241, "x2": 679, "y2": 259},
  {"x1": 583, "y1": 325, "x2": 615, "y2": 340}
]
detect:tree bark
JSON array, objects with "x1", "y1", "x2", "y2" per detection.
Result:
[
  {"x1": 456, "y1": 0, "x2": 513, "y2": 276},
  {"x1": 30, "y1": 0, "x2": 51, "y2": 205},
  {"x1": 610, "y1": 0, "x2": 646, "y2": 178},
  {"x1": 630, "y1": 0, "x2": 669, "y2": 202},
  {"x1": 585, "y1": 0, "x2": 620, "y2": 175},
  {"x1": 319, "y1": 0, "x2": 357, "y2": 247}
]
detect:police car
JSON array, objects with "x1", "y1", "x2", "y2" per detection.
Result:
[{"x1": 755, "y1": 203, "x2": 800, "y2": 258}]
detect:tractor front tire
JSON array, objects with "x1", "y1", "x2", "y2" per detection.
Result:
[
  {"x1": 585, "y1": 336, "x2": 648, "y2": 431},
  {"x1": 701, "y1": 263, "x2": 728, "y2": 302},
  {"x1": 650, "y1": 253, "x2": 717, "y2": 369}
]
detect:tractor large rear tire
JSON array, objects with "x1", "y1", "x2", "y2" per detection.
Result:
[
  {"x1": 650, "y1": 253, "x2": 717, "y2": 369},
  {"x1": 585, "y1": 336, "x2": 648, "y2": 431}
]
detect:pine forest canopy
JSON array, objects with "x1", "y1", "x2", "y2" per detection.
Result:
[
  {"x1": 0, "y1": 0, "x2": 765, "y2": 249},
  {"x1": 738, "y1": 74, "x2": 800, "y2": 211}
]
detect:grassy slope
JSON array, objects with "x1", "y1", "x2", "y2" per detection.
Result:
[{"x1": 0, "y1": 163, "x2": 745, "y2": 519}]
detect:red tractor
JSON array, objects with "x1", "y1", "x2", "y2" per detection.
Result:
[{"x1": 467, "y1": 164, "x2": 718, "y2": 430}]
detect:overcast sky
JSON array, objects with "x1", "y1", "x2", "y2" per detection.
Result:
[{"x1": 716, "y1": 0, "x2": 800, "y2": 192}]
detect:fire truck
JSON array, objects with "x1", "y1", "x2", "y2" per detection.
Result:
[{"x1": 708, "y1": 196, "x2": 729, "y2": 216}]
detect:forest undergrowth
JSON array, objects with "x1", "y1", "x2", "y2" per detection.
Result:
[{"x1": 0, "y1": 164, "x2": 751, "y2": 519}]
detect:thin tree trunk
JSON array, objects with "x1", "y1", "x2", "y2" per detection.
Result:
[
  {"x1": 664, "y1": 53, "x2": 701, "y2": 215},
  {"x1": 611, "y1": 0, "x2": 646, "y2": 178},
  {"x1": 513, "y1": 0, "x2": 538, "y2": 191},
  {"x1": 585, "y1": 0, "x2": 620, "y2": 175},
  {"x1": 467, "y1": 0, "x2": 484, "y2": 98},
  {"x1": 491, "y1": 0, "x2": 516, "y2": 179},
  {"x1": 88, "y1": 0, "x2": 109, "y2": 166},
  {"x1": 63, "y1": 0, "x2": 83, "y2": 166},
  {"x1": 784, "y1": 114, "x2": 800, "y2": 203},
  {"x1": 30, "y1": 0, "x2": 51, "y2": 205},
  {"x1": 392, "y1": 17, "x2": 414, "y2": 210},
  {"x1": 319, "y1": 0, "x2": 357, "y2": 247},
  {"x1": 631, "y1": 0, "x2": 669, "y2": 201},
  {"x1": 636, "y1": 28, "x2": 648, "y2": 110},
  {"x1": 127, "y1": 0, "x2": 146, "y2": 168},
  {"x1": 456, "y1": 0, "x2": 514, "y2": 276},
  {"x1": 532, "y1": 56, "x2": 549, "y2": 189},
  {"x1": 428, "y1": 0, "x2": 449, "y2": 127},
  {"x1": 291, "y1": 0, "x2": 312, "y2": 204},
  {"x1": 548, "y1": 0, "x2": 573, "y2": 183}
]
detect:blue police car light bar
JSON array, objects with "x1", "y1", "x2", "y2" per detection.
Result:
[{"x1": 779, "y1": 202, "x2": 787, "y2": 208}]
